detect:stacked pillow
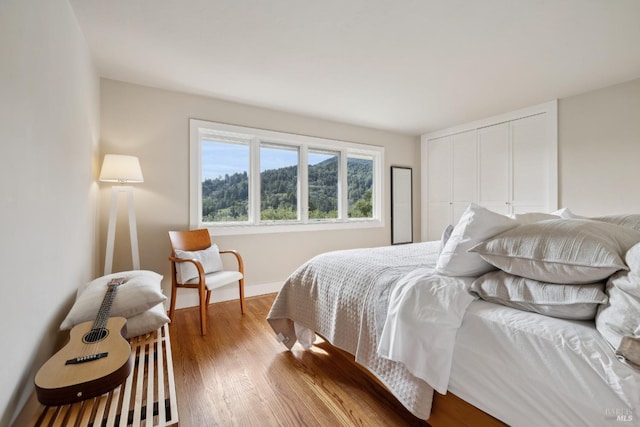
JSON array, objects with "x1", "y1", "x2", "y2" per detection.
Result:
[
  {"x1": 592, "y1": 214, "x2": 640, "y2": 232},
  {"x1": 552, "y1": 207, "x2": 640, "y2": 232},
  {"x1": 60, "y1": 270, "x2": 169, "y2": 339},
  {"x1": 435, "y1": 205, "x2": 640, "y2": 321},
  {"x1": 470, "y1": 270, "x2": 607, "y2": 320},
  {"x1": 596, "y1": 243, "x2": 640, "y2": 367},
  {"x1": 469, "y1": 219, "x2": 640, "y2": 284},
  {"x1": 468, "y1": 218, "x2": 640, "y2": 320}
]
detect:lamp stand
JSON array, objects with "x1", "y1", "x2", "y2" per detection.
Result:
[{"x1": 104, "y1": 185, "x2": 140, "y2": 275}]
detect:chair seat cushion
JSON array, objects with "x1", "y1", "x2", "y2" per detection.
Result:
[{"x1": 185, "y1": 270, "x2": 243, "y2": 290}]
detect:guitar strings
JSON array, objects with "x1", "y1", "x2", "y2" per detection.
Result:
[{"x1": 78, "y1": 279, "x2": 123, "y2": 361}]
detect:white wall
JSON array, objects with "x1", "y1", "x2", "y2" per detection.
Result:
[
  {"x1": 559, "y1": 77, "x2": 640, "y2": 215},
  {"x1": 0, "y1": 1, "x2": 99, "y2": 424},
  {"x1": 99, "y1": 79, "x2": 421, "y2": 308}
]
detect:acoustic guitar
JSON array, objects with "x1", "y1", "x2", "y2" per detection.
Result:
[{"x1": 35, "y1": 278, "x2": 133, "y2": 406}]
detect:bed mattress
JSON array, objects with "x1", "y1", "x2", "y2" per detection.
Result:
[{"x1": 449, "y1": 300, "x2": 639, "y2": 427}]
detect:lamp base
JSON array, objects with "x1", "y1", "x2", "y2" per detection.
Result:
[{"x1": 104, "y1": 185, "x2": 140, "y2": 275}]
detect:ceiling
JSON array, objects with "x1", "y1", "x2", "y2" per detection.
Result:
[{"x1": 69, "y1": 0, "x2": 640, "y2": 135}]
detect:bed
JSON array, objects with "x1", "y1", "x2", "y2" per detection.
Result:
[{"x1": 267, "y1": 205, "x2": 640, "y2": 426}]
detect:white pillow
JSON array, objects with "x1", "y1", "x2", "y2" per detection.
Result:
[
  {"x1": 124, "y1": 302, "x2": 170, "y2": 339},
  {"x1": 435, "y1": 204, "x2": 519, "y2": 277},
  {"x1": 76, "y1": 270, "x2": 162, "y2": 296},
  {"x1": 439, "y1": 224, "x2": 454, "y2": 252},
  {"x1": 512, "y1": 212, "x2": 559, "y2": 225},
  {"x1": 619, "y1": 242, "x2": 640, "y2": 298},
  {"x1": 596, "y1": 269, "x2": 640, "y2": 366},
  {"x1": 551, "y1": 208, "x2": 584, "y2": 219},
  {"x1": 470, "y1": 219, "x2": 640, "y2": 284},
  {"x1": 60, "y1": 271, "x2": 166, "y2": 330},
  {"x1": 471, "y1": 271, "x2": 607, "y2": 320},
  {"x1": 174, "y1": 244, "x2": 224, "y2": 283}
]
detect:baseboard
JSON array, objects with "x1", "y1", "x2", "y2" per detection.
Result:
[{"x1": 174, "y1": 280, "x2": 283, "y2": 310}]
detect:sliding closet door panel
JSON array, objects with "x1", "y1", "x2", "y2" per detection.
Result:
[
  {"x1": 452, "y1": 130, "x2": 477, "y2": 204},
  {"x1": 427, "y1": 136, "x2": 452, "y2": 203},
  {"x1": 478, "y1": 123, "x2": 509, "y2": 214},
  {"x1": 427, "y1": 136, "x2": 453, "y2": 240},
  {"x1": 511, "y1": 114, "x2": 549, "y2": 212}
]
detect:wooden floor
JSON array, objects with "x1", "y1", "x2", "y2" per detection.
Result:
[{"x1": 170, "y1": 293, "x2": 429, "y2": 427}]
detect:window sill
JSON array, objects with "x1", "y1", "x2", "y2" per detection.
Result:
[{"x1": 199, "y1": 219, "x2": 384, "y2": 236}]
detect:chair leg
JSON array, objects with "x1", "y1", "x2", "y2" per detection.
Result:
[
  {"x1": 239, "y1": 278, "x2": 246, "y2": 314},
  {"x1": 169, "y1": 283, "x2": 177, "y2": 322},
  {"x1": 199, "y1": 286, "x2": 207, "y2": 336}
]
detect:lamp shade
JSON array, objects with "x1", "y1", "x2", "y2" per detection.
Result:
[{"x1": 99, "y1": 154, "x2": 144, "y2": 183}]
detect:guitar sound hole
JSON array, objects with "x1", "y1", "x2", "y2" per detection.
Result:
[{"x1": 83, "y1": 328, "x2": 109, "y2": 343}]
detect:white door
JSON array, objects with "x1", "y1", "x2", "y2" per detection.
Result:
[
  {"x1": 427, "y1": 136, "x2": 453, "y2": 240},
  {"x1": 451, "y1": 130, "x2": 477, "y2": 223},
  {"x1": 511, "y1": 114, "x2": 550, "y2": 213},
  {"x1": 478, "y1": 123, "x2": 510, "y2": 215}
]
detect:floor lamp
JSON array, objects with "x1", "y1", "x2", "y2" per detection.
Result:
[{"x1": 99, "y1": 154, "x2": 144, "y2": 275}]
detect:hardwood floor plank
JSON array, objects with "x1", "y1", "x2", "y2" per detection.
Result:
[{"x1": 170, "y1": 293, "x2": 429, "y2": 426}]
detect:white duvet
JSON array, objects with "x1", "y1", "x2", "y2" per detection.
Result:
[{"x1": 377, "y1": 269, "x2": 476, "y2": 394}]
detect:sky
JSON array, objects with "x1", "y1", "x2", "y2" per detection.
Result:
[{"x1": 201, "y1": 141, "x2": 334, "y2": 180}]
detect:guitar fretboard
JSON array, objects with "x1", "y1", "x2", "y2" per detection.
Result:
[{"x1": 91, "y1": 278, "x2": 125, "y2": 332}]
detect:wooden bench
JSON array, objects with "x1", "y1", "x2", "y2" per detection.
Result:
[{"x1": 21, "y1": 324, "x2": 178, "y2": 427}]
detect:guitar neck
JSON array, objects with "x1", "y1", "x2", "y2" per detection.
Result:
[{"x1": 92, "y1": 278, "x2": 125, "y2": 331}]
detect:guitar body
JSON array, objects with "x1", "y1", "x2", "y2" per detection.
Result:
[{"x1": 35, "y1": 316, "x2": 132, "y2": 406}]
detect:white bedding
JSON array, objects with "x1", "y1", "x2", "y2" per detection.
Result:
[
  {"x1": 377, "y1": 270, "x2": 476, "y2": 394},
  {"x1": 267, "y1": 241, "x2": 442, "y2": 419},
  {"x1": 450, "y1": 300, "x2": 639, "y2": 427},
  {"x1": 268, "y1": 241, "x2": 640, "y2": 425}
]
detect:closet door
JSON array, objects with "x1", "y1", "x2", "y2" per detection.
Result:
[
  {"x1": 478, "y1": 123, "x2": 510, "y2": 215},
  {"x1": 426, "y1": 136, "x2": 453, "y2": 240},
  {"x1": 510, "y1": 114, "x2": 550, "y2": 213},
  {"x1": 426, "y1": 131, "x2": 478, "y2": 240},
  {"x1": 421, "y1": 101, "x2": 557, "y2": 238},
  {"x1": 451, "y1": 130, "x2": 477, "y2": 222}
]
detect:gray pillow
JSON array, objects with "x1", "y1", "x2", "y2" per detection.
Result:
[
  {"x1": 592, "y1": 214, "x2": 640, "y2": 232},
  {"x1": 469, "y1": 219, "x2": 640, "y2": 284},
  {"x1": 471, "y1": 271, "x2": 607, "y2": 320}
]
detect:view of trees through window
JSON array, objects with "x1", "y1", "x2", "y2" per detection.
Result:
[
  {"x1": 347, "y1": 156, "x2": 373, "y2": 218},
  {"x1": 201, "y1": 139, "x2": 374, "y2": 222},
  {"x1": 260, "y1": 144, "x2": 298, "y2": 221},
  {"x1": 201, "y1": 139, "x2": 249, "y2": 222},
  {"x1": 309, "y1": 150, "x2": 338, "y2": 219}
]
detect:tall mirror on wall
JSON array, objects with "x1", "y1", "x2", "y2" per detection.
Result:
[{"x1": 391, "y1": 166, "x2": 413, "y2": 244}]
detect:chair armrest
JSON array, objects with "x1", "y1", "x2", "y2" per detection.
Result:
[{"x1": 219, "y1": 250, "x2": 245, "y2": 275}]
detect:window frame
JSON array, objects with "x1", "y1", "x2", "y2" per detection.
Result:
[{"x1": 190, "y1": 119, "x2": 384, "y2": 235}]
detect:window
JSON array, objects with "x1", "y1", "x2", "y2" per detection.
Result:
[
  {"x1": 200, "y1": 138, "x2": 249, "y2": 223},
  {"x1": 308, "y1": 149, "x2": 339, "y2": 220},
  {"x1": 260, "y1": 143, "x2": 299, "y2": 221},
  {"x1": 347, "y1": 155, "x2": 374, "y2": 218},
  {"x1": 190, "y1": 119, "x2": 384, "y2": 234}
]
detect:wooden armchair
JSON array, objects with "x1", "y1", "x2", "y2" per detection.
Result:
[{"x1": 168, "y1": 229, "x2": 245, "y2": 335}]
